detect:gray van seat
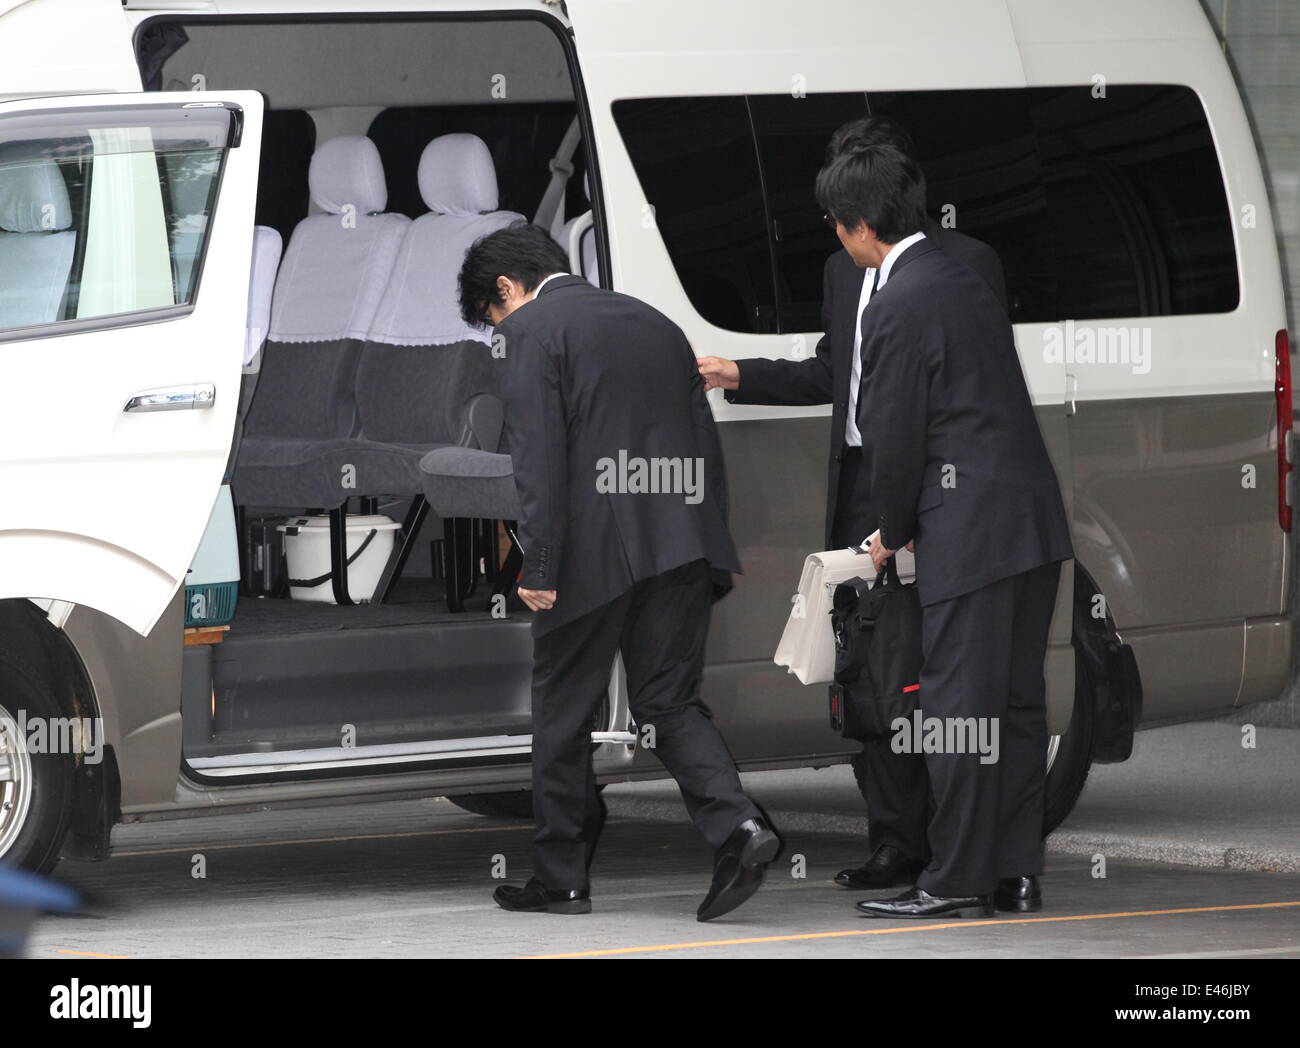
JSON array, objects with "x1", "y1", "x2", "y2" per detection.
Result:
[
  {"x1": 226, "y1": 225, "x2": 284, "y2": 479},
  {"x1": 420, "y1": 447, "x2": 521, "y2": 521},
  {"x1": 0, "y1": 153, "x2": 76, "y2": 327},
  {"x1": 342, "y1": 132, "x2": 525, "y2": 497},
  {"x1": 345, "y1": 132, "x2": 526, "y2": 607},
  {"x1": 372, "y1": 136, "x2": 524, "y2": 514},
  {"x1": 233, "y1": 136, "x2": 410, "y2": 510}
]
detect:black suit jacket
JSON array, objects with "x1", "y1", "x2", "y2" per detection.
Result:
[
  {"x1": 856, "y1": 239, "x2": 1072, "y2": 606},
  {"x1": 725, "y1": 221, "x2": 1007, "y2": 547},
  {"x1": 498, "y1": 275, "x2": 742, "y2": 636}
]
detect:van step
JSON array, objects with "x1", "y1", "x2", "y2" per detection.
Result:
[{"x1": 181, "y1": 614, "x2": 534, "y2": 760}]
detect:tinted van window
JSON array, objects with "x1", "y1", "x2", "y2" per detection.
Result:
[
  {"x1": 748, "y1": 92, "x2": 869, "y2": 331},
  {"x1": 872, "y1": 84, "x2": 1240, "y2": 321},
  {"x1": 613, "y1": 96, "x2": 775, "y2": 333},
  {"x1": 615, "y1": 85, "x2": 1238, "y2": 332}
]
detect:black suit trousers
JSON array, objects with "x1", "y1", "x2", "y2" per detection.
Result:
[
  {"x1": 915, "y1": 560, "x2": 1062, "y2": 897},
  {"x1": 833, "y1": 447, "x2": 930, "y2": 864},
  {"x1": 529, "y1": 558, "x2": 759, "y2": 889}
]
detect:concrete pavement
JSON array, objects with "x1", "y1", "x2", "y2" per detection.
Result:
[
  {"x1": 20, "y1": 721, "x2": 1300, "y2": 958},
  {"x1": 605, "y1": 721, "x2": 1300, "y2": 873}
]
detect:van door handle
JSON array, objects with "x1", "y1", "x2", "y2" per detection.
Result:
[{"x1": 123, "y1": 383, "x2": 216, "y2": 413}]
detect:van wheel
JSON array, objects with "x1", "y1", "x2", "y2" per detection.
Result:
[
  {"x1": 445, "y1": 790, "x2": 535, "y2": 819},
  {"x1": 0, "y1": 652, "x2": 75, "y2": 873},
  {"x1": 1042, "y1": 654, "x2": 1095, "y2": 836}
]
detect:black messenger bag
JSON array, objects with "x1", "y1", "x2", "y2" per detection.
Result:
[{"x1": 829, "y1": 558, "x2": 923, "y2": 742}]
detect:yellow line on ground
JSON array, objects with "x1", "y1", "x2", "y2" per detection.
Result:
[
  {"x1": 112, "y1": 824, "x2": 533, "y2": 857},
  {"x1": 523, "y1": 900, "x2": 1300, "y2": 958},
  {"x1": 56, "y1": 949, "x2": 130, "y2": 959}
]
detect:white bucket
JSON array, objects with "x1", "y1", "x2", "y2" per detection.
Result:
[{"x1": 277, "y1": 514, "x2": 401, "y2": 604}]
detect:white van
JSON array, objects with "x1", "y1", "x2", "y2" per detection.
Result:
[{"x1": 0, "y1": 0, "x2": 1290, "y2": 873}]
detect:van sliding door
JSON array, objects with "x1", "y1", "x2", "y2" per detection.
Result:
[{"x1": 0, "y1": 92, "x2": 264, "y2": 636}]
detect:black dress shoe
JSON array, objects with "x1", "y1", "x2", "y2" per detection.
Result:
[
  {"x1": 697, "y1": 816, "x2": 781, "y2": 922},
  {"x1": 493, "y1": 878, "x2": 591, "y2": 915},
  {"x1": 995, "y1": 875, "x2": 1042, "y2": 913},
  {"x1": 856, "y1": 886, "x2": 994, "y2": 919},
  {"x1": 834, "y1": 845, "x2": 924, "y2": 889}
]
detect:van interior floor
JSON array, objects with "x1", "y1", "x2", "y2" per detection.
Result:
[{"x1": 226, "y1": 577, "x2": 529, "y2": 637}]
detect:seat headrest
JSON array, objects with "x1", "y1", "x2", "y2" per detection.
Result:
[
  {"x1": 308, "y1": 135, "x2": 387, "y2": 215},
  {"x1": 0, "y1": 155, "x2": 72, "y2": 233},
  {"x1": 418, "y1": 133, "x2": 498, "y2": 216}
]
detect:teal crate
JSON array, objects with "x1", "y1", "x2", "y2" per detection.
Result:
[{"x1": 185, "y1": 581, "x2": 238, "y2": 628}]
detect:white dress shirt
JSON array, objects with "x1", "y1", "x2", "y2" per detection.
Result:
[
  {"x1": 531, "y1": 272, "x2": 569, "y2": 298},
  {"x1": 843, "y1": 266, "x2": 877, "y2": 448},
  {"x1": 844, "y1": 230, "x2": 926, "y2": 448}
]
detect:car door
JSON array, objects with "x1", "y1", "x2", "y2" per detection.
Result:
[{"x1": 0, "y1": 91, "x2": 263, "y2": 636}]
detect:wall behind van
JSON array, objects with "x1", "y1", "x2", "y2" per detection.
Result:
[
  {"x1": 1201, "y1": 1, "x2": 1299, "y2": 332},
  {"x1": 1201, "y1": 0, "x2": 1300, "y2": 727}
]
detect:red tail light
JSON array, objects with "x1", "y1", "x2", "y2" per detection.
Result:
[{"x1": 1276, "y1": 329, "x2": 1292, "y2": 532}]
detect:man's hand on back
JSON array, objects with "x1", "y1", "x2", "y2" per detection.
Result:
[{"x1": 697, "y1": 356, "x2": 740, "y2": 392}]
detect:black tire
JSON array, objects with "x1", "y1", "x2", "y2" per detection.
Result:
[
  {"x1": 446, "y1": 783, "x2": 608, "y2": 820},
  {"x1": 446, "y1": 790, "x2": 535, "y2": 819},
  {"x1": 847, "y1": 651, "x2": 1094, "y2": 839},
  {"x1": 1042, "y1": 652, "x2": 1095, "y2": 836},
  {"x1": 0, "y1": 650, "x2": 75, "y2": 873}
]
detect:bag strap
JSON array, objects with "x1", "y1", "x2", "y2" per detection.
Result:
[
  {"x1": 289, "y1": 529, "x2": 378, "y2": 588},
  {"x1": 873, "y1": 555, "x2": 902, "y2": 589}
]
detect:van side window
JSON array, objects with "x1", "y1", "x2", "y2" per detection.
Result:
[
  {"x1": 748, "y1": 92, "x2": 870, "y2": 331},
  {"x1": 614, "y1": 93, "x2": 868, "y2": 334},
  {"x1": 614, "y1": 85, "x2": 1238, "y2": 332},
  {"x1": 0, "y1": 106, "x2": 233, "y2": 337},
  {"x1": 871, "y1": 84, "x2": 1240, "y2": 321},
  {"x1": 613, "y1": 96, "x2": 777, "y2": 333}
]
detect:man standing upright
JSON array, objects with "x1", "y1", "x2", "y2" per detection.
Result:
[
  {"x1": 697, "y1": 116, "x2": 1007, "y2": 894},
  {"x1": 809, "y1": 144, "x2": 1073, "y2": 918},
  {"x1": 459, "y1": 222, "x2": 779, "y2": 922}
]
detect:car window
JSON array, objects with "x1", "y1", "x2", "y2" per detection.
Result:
[
  {"x1": 614, "y1": 85, "x2": 1238, "y2": 332},
  {"x1": 0, "y1": 106, "x2": 232, "y2": 337}
]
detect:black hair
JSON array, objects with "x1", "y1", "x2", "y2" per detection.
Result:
[
  {"x1": 814, "y1": 141, "x2": 927, "y2": 244},
  {"x1": 826, "y1": 114, "x2": 918, "y2": 163},
  {"x1": 458, "y1": 221, "x2": 570, "y2": 328}
]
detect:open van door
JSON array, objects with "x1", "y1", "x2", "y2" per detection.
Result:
[{"x1": 0, "y1": 91, "x2": 263, "y2": 636}]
